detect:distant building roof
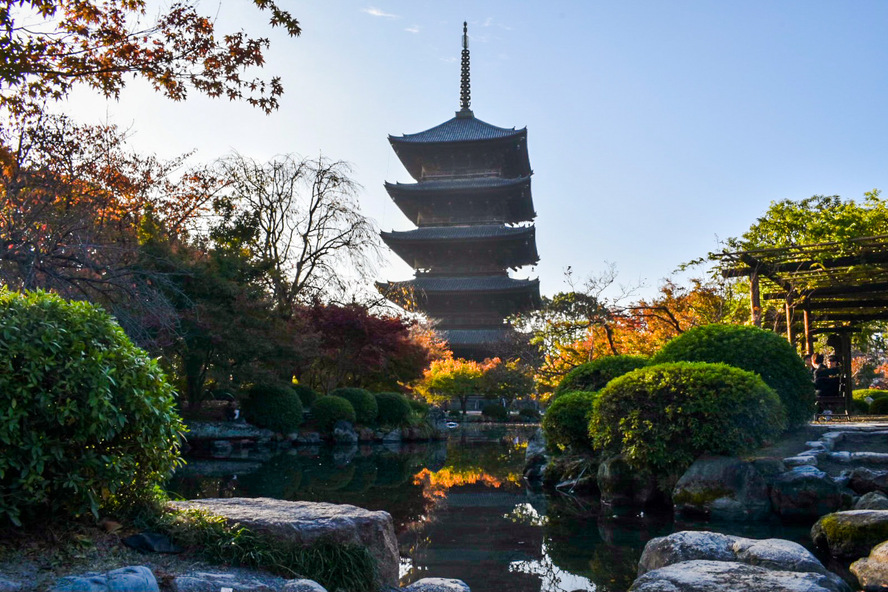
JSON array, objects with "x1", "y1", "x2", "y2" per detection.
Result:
[
  {"x1": 385, "y1": 175, "x2": 531, "y2": 194},
  {"x1": 381, "y1": 224, "x2": 534, "y2": 242},
  {"x1": 390, "y1": 115, "x2": 525, "y2": 144},
  {"x1": 384, "y1": 275, "x2": 539, "y2": 293},
  {"x1": 439, "y1": 328, "x2": 513, "y2": 346}
]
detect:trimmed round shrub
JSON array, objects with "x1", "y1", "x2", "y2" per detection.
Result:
[
  {"x1": 518, "y1": 408, "x2": 541, "y2": 422},
  {"x1": 554, "y1": 355, "x2": 648, "y2": 398},
  {"x1": 651, "y1": 324, "x2": 814, "y2": 427},
  {"x1": 541, "y1": 391, "x2": 599, "y2": 452},
  {"x1": 0, "y1": 290, "x2": 183, "y2": 525},
  {"x1": 312, "y1": 396, "x2": 356, "y2": 432},
  {"x1": 328, "y1": 388, "x2": 378, "y2": 425},
  {"x1": 854, "y1": 389, "x2": 888, "y2": 414},
  {"x1": 241, "y1": 384, "x2": 304, "y2": 434},
  {"x1": 482, "y1": 403, "x2": 509, "y2": 422},
  {"x1": 291, "y1": 384, "x2": 318, "y2": 408},
  {"x1": 590, "y1": 362, "x2": 786, "y2": 479},
  {"x1": 374, "y1": 392, "x2": 412, "y2": 426},
  {"x1": 870, "y1": 398, "x2": 888, "y2": 415}
]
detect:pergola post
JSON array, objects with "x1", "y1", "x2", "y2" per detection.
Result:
[
  {"x1": 803, "y1": 309, "x2": 814, "y2": 355},
  {"x1": 784, "y1": 298, "x2": 794, "y2": 347},
  {"x1": 840, "y1": 332, "x2": 853, "y2": 415},
  {"x1": 750, "y1": 273, "x2": 762, "y2": 328}
]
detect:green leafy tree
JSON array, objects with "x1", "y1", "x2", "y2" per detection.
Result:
[
  {"x1": 481, "y1": 358, "x2": 535, "y2": 410},
  {"x1": 416, "y1": 358, "x2": 485, "y2": 417}
]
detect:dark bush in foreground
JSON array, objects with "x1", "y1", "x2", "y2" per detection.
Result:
[
  {"x1": 590, "y1": 362, "x2": 786, "y2": 479},
  {"x1": 542, "y1": 391, "x2": 598, "y2": 452},
  {"x1": 518, "y1": 408, "x2": 541, "y2": 422},
  {"x1": 0, "y1": 290, "x2": 183, "y2": 525},
  {"x1": 328, "y1": 388, "x2": 378, "y2": 425},
  {"x1": 553, "y1": 355, "x2": 648, "y2": 398},
  {"x1": 242, "y1": 384, "x2": 304, "y2": 434},
  {"x1": 292, "y1": 384, "x2": 318, "y2": 408},
  {"x1": 313, "y1": 396, "x2": 357, "y2": 432},
  {"x1": 651, "y1": 324, "x2": 813, "y2": 427},
  {"x1": 870, "y1": 397, "x2": 888, "y2": 415},
  {"x1": 374, "y1": 392, "x2": 412, "y2": 426},
  {"x1": 482, "y1": 403, "x2": 509, "y2": 422}
]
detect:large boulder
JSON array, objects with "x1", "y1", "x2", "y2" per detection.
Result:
[
  {"x1": 50, "y1": 566, "x2": 159, "y2": 592},
  {"x1": 770, "y1": 466, "x2": 854, "y2": 520},
  {"x1": 630, "y1": 560, "x2": 850, "y2": 592},
  {"x1": 672, "y1": 456, "x2": 771, "y2": 521},
  {"x1": 856, "y1": 492, "x2": 888, "y2": 510},
  {"x1": 812, "y1": 510, "x2": 888, "y2": 560},
  {"x1": 598, "y1": 454, "x2": 663, "y2": 510},
  {"x1": 403, "y1": 579, "x2": 471, "y2": 592},
  {"x1": 169, "y1": 498, "x2": 399, "y2": 588},
  {"x1": 850, "y1": 539, "x2": 888, "y2": 592},
  {"x1": 635, "y1": 531, "x2": 850, "y2": 592},
  {"x1": 847, "y1": 468, "x2": 888, "y2": 496},
  {"x1": 172, "y1": 571, "x2": 325, "y2": 592}
]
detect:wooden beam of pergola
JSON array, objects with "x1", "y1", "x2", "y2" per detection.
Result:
[{"x1": 761, "y1": 282, "x2": 888, "y2": 300}]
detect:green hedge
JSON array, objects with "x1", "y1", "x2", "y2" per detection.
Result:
[
  {"x1": 292, "y1": 384, "x2": 318, "y2": 408},
  {"x1": 482, "y1": 403, "x2": 509, "y2": 422},
  {"x1": 651, "y1": 324, "x2": 813, "y2": 427},
  {"x1": 328, "y1": 388, "x2": 378, "y2": 425},
  {"x1": 313, "y1": 396, "x2": 356, "y2": 432},
  {"x1": 541, "y1": 391, "x2": 598, "y2": 453},
  {"x1": 0, "y1": 290, "x2": 183, "y2": 525},
  {"x1": 242, "y1": 384, "x2": 304, "y2": 434},
  {"x1": 590, "y1": 362, "x2": 786, "y2": 479},
  {"x1": 871, "y1": 398, "x2": 888, "y2": 415},
  {"x1": 408, "y1": 399, "x2": 429, "y2": 415},
  {"x1": 374, "y1": 392, "x2": 412, "y2": 426},
  {"x1": 553, "y1": 355, "x2": 648, "y2": 398}
]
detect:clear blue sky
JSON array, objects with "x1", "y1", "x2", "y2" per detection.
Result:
[{"x1": 65, "y1": 1, "x2": 888, "y2": 300}]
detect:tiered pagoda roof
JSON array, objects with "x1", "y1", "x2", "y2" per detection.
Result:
[{"x1": 377, "y1": 22, "x2": 541, "y2": 359}]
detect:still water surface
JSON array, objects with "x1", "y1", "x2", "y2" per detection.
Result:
[{"x1": 169, "y1": 425, "x2": 814, "y2": 592}]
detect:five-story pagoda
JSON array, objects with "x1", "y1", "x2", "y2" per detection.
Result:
[{"x1": 378, "y1": 22, "x2": 541, "y2": 360}]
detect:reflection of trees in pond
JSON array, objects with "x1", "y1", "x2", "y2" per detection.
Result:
[
  {"x1": 303, "y1": 461, "x2": 356, "y2": 491},
  {"x1": 542, "y1": 497, "x2": 672, "y2": 592},
  {"x1": 237, "y1": 453, "x2": 303, "y2": 498}
]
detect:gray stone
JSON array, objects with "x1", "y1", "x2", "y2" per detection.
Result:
[
  {"x1": 185, "y1": 421, "x2": 275, "y2": 443},
  {"x1": 282, "y1": 580, "x2": 327, "y2": 592},
  {"x1": 829, "y1": 451, "x2": 853, "y2": 463},
  {"x1": 332, "y1": 421, "x2": 358, "y2": 444},
  {"x1": 856, "y1": 491, "x2": 888, "y2": 510},
  {"x1": 852, "y1": 452, "x2": 888, "y2": 464},
  {"x1": 0, "y1": 578, "x2": 21, "y2": 591},
  {"x1": 812, "y1": 510, "x2": 888, "y2": 559},
  {"x1": 173, "y1": 571, "x2": 290, "y2": 591},
  {"x1": 523, "y1": 428, "x2": 549, "y2": 481},
  {"x1": 121, "y1": 531, "x2": 182, "y2": 553},
  {"x1": 598, "y1": 454, "x2": 663, "y2": 509},
  {"x1": 783, "y1": 455, "x2": 819, "y2": 467},
  {"x1": 672, "y1": 456, "x2": 771, "y2": 521},
  {"x1": 850, "y1": 540, "x2": 888, "y2": 592},
  {"x1": 638, "y1": 531, "x2": 736, "y2": 575},
  {"x1": 822, "y1": 431, "x2": 845, "y2": 445},
  {"x1": 630, "y1": 560, "x2": 849, "y2": 592},
  {"x1": 403, "y1": 578, "x2": 471, "y2": 592},
  {"x1": 51, "y1": 566, "x2": 158, "y2": 592},
  {"x1": 770, "y1": 466, "x2": 854, "y2": 520},
  {"x1": 382, "y1": 429, "x2": 401, "y2": 443},
  {"x1": 169, "y1": 498, "x2": 399, "y2": 588},
  {"x1": 731, "y1": 538, "x2": 843, "y2": 584},
  {"x1": 848, "y1": 468, "x2": 888, "y2": 495}
]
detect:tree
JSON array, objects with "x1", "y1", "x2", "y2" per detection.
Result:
[
  {"x1": 480, "y1": 358, "x2": 535, "y2": 410},
  {"x1": 0, "y1": 0, "x2": 300, "y2": 113},
  {"x1": 296, "y1": 302, "x2": 435, "y2": 393},
  {"x1": 416, "y1": 358, "x2": 485, "y2": 417},
  {"x1": 211, "y1": 154, "x2": 381, "y2": 308}
]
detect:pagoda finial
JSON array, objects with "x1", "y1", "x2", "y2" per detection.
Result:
[{"x1": 457, "y1": 21, "x2": 473, "y2": 117}]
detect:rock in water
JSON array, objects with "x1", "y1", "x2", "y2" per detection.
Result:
[
  {"x1": 630, "y1": 560, "x2": 849, "y2": 592},
  {"x1": 850, "y1": 540, "x2": 888, "y2": 592},
  {"x1": 811, "y1": 510, "x2": 888, "y2": 560},
  {"x1": 169, "y1": 498, "x2": 399, "y2": 588},
  {"x1": 672, "y1": 456, "x2": 771, "y2": 521}
]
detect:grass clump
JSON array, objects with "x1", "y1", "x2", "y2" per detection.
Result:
[{"x1": 153, "y1": 507, "x2": 379, "y2": 591}]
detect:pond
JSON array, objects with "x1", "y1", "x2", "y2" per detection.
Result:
[{"x1": 169, "y1": 426, "x2": 817, "y2": 592}]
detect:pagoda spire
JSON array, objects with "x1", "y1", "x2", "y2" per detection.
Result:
[{"x1": 457, "y1": 21, "x2": 473, "y2": 118}]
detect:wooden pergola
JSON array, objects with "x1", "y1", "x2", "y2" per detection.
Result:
[{"x1": 713, "y1": 234, "x2": 888, "y2": 414}]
